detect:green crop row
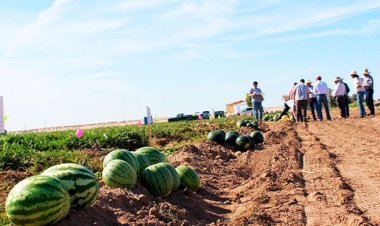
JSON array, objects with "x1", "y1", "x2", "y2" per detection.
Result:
[{"x1": 0, "y1": 116, "x2": 249, "y2": 173}]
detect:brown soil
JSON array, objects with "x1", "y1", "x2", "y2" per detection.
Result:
[{"x1": 2, "y1": 107, "x2": 380, "y2": 225}]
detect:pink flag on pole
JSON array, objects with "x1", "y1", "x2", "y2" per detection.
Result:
[
  {"x1": 198, "y1": 115, "x2": 203, "y2": 120},
  {"x1": 137, "y1": 120, "x2": 142, "y2": 127},
  {"x1": 76, "y1": 128, "x2": 84, "y2": 138}
]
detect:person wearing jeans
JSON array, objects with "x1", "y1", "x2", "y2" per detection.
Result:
[
  {"x1": 351, "y1": 70, "x2": 366, "y2": 117},
  {"x1": 249, "y1": 81, "x2": 264, "y2": 122},
  {"x1": 294, "y1": 79, "x2": 309, "y2": 123},
  {"x1": 306, "y1": 80, "x2": 318, "y2": 121},
  {"x1": 363, "y1": 68, "x2": 375, "y2": 115},
  {"x1": 314, "y1": 75, "x2": 331, "y2": 121},
  {"x1": 333, "y1": 76, "x2": 348, "y2": 118}
]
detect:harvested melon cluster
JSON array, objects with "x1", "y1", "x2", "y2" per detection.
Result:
[{"x1": 207, "y1": 129, "x2": 264, "y2": 151}]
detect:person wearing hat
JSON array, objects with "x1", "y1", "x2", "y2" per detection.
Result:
[
  {"x1": 333, "y1": 76, "x2": 348, "y2": 118},
  {"x1": 363, "y1": 69, "x2": 375, "y2": 115},
  {"x1": 351, "y1": 70, "x2": 366, "y2": 117},
  {"x1": 313, "y1": 75, "x2": 332, "y2": 121},
  {"x1": 306, "y1": 80, "x2": 318, "y2": 121}
]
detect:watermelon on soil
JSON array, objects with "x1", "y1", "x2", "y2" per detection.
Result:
[
  {"x1": 207, "y1": 130, "x2": 225, "y2": 145},
  {"x1": 235, "y1": 135, "x2": 253, "y2": 151},
  {"x1": 102, "y1": 160, "x2": 137, "y2": 189},
  {"x1": 135, "y1": 147, "x2": 168, "y2": 165},
  {"x1": 142, "y1": 163, "x2": 174, "y2": 197},
  {"x1": 132, "y1": 152, "x2": 151, "y2": 177},
  {"x1": 103, "y1": 149, "x2": 140, "y2": 174},
  {"x1": 159, "y1": 163, "x2": 180, "y2": 191},
  {"x1": 250, "y1": 131, "x2": 264, "y2": 144},
  {"x1": 175, "y1": 165, "x2": 200, "y2": 191},
  {"x1": 6, "y1": 175, "x2": 70, "y2": 226},
  {"x1": 236, "y1": 120, "x2": 248, "y2": 128},
  {"x1": 41, "y1": 163, "x2": 99, "y2": 209},
  {"x1": 225, "y1": 131, "x2": 239, "y2": 146}
]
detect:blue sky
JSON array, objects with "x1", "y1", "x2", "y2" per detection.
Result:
[{"x1": 0, "y1": 0, "x2": 380, "y2": 131}]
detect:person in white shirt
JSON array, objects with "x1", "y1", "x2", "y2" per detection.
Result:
[
  {"x1": 313, "y1": 75, "x2": 332, "y2": 121},
  {"x1": 351, "y1": 70, "x2": 366, "y2": 117},
  {"x1": 333, "y1": 76, "x2": 348, "y2": 118},
  {"x1": 362, "y1": 68, "x2": 375, "y2": 115},
  {"x1": 306, "y1": 80, "x2": 318, "y2": 121}
]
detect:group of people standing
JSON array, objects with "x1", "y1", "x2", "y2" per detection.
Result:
[
  {"x1": 249, "y1": 68, "x2": 375, "y2": 123},
  {"x1": 288, "y1": 68, "x2": 375, "y2": 124}
]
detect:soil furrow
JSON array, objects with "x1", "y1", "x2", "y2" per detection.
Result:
[{"x1": 297, "y1": 123, "x2": 375, "y2": 226}]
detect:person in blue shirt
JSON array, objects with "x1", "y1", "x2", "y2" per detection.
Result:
[{"x1": 249, "y1": 81, "x2": 264, "y2": 122}]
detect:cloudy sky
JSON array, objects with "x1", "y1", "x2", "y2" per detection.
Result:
[{"x1": 0, "y1": 0, "x2": 380, "y2": 131}]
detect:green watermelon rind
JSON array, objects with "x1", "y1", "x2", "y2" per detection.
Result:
[
  {"x1": 235, "y1": 135, "x2": 253, "y2": 151},
  {"x1": 175, "y1": 165, "x2": 200, "y2": 191},
  {"x1": 132, "y1": 152, "x2": 151, "y2": 178},
  {"x1": 142, "y1": 163, "x2": 174, "y2": 197},
  {"x1": 207, "y1": 130, "x2": 225, "y2": 145},
  {"x1": 159, "y1": 163, "x2": 180, "y2": 191},
  {"x1": 135, "y1": 147, "x2": 168, "y2": 165},
  {"x1": 250, "y1": 131, "x2": 264, "y2": 144},
  {"x1": 103, "y1": 149, "x2": 140, "y2": 174},
  {"x1": 102, "y1": 160, "x2": 137, "y2": 189},
  {"x1": 225, "y1": 131, "x2": 239, "y2": 146},
  {"x1": 6, "y1": 175, "x2": 70, "y2": 226},
  {"x1": 41, "y1": 163, "x2": 99, "y2": 209}
]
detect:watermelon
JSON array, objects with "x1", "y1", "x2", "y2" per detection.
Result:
[
  {"x1": 159, "y1": 163, "x2": 180, "y2": 190},
  {"x1": 132, "y1": 152, "x2": 151, "y2": 177},
  {"x1": 103, "y1": 149, "x2": 140, "y2": 174},
  {"x1": 225, "y1": 131, "x2": 239, "y2": 146},
  {"x1": 236, "y1": 120, "x2": 248, "y2": 128},
  {"x1": 41, "y1": 163, "x2": 99, "y2": 209},
  {"x1": 251, "y1": 121, "x2": 259, "y2": 130},
  {"x1": 235, "y1": 135, "x2": 253, "y2": 151},
  {"x1": 142, "y1": 163, "x2": 174, "y2": 197},
  {"x1": 175, "y1": 165, "x2": 200, "y2": 191},
  {"x1": 6, "y1": 175, "x2": 70, "y2": 226},
  {"x1": 135, "y1": 147, "x2": 168, "y2": 165},
  {"x1": 102, "y1": 160, "x2": 137, "y2": 189},
  {"x1": 250, "y1": 131, "x2": 264, "y2": 144},
  {"x1": 207, "y1": 130, "x2": 225, "y2": 145}
]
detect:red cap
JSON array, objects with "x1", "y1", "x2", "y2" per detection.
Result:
[{"x1": 316, "y1": 75, "x2": 321, "y2": 80}]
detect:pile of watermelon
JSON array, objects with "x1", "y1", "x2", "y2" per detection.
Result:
[
  {"x1": 5, "y1": 163, "x2": 99, "y2": 226},
  {"x1": 5, "y1": 147, "x2": 201, "y2": 225},
  {"x1": 207, "y1": 129, "x2": 264, "y2": 152},
  {"x1": 237, "y1": 120, "x2": 259, "y2": 129},
  {"x1": 102, "y1": 147, "x2": 200, "y2": 198},
  {"x1": 263, "y1": 112, "x2": 282, "y2": 122}
]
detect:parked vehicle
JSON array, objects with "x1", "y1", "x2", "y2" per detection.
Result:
[
  {"x1": 214, "y1": 111, "x2": 225, "y2": 118},
  {"x1": 241, "y1": 107, "x2": 253, "y2": 116},
  {"x1": 168, "y1": 113, "x2": 197, "y2": 122}
]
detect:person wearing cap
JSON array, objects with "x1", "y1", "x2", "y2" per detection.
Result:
[
  {"x1": 351, "y1": 70, "x2": 366, "y2": 117},
  {"x1": 306, "y1": 80, "x2": 318, "y2": 121},
  {"x1": 294, "y1": 79, "x2": 309, "y2": 123},
  {"x1": 363, "y1": 69, "x2": 375, "y2": 115},
  {"x1": 333, "y1": 76, "x2": 348, "y2": 118},
  {"x1": 313, "y1": 75, "x2": 332, "y2": 121},
  {"x1": 249, "y1": 81, "x2": 264, "y2": 122}
]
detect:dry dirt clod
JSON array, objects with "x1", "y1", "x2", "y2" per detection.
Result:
[{"x1": 138, "y1": 194, "x2": 150, "y2": 204}]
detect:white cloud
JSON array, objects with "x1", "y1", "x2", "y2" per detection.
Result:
[
  {"x1": 117, "y1": 0, "x2": 173, "y2": 10},
  {"x1": 5, "y1": 0, "x2": 72, "y2": 56}
]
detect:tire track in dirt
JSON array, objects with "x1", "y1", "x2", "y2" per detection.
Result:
[
  {"x1": 296, "y1": 122, "x2": 375, "y2": 226},
  {"x1": 307, "y1": 118, "x2": 380, "y2": 225}
]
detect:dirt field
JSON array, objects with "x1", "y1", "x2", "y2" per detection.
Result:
[{"x1": 2, "y1": 107, "x2": 380, "y2": 225}]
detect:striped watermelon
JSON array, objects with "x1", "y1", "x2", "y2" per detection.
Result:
[
  {"x1": 102, "y1": 160, "x2": 137, "y2": 189},
  {"x1": 175, "y1": 165, "x2": 200, "y2": 191},
  {"x1": 160, "y1": 163, "x2": 180, "y2": 190},
  {"x1": 225, "y1": 131, "x2": 239, "y2": 146},
  {"x1": 135, "y1": 147, "x2": 168, "y2": 165},
  {"x1": 41, "y1": 163, "x2": 99, "y2": 209},
  {"x1": 142, "y1": 163, "x2": 174, "y2": 197},
  {"x1": 132, "y1": 152, "x2": 150, "y2": 177},
  {"x1": 6, "y1": 175, "x2": 70, "y2": 226},
  {"x1": 103, "y1": 149, "x2": 140, "y2": 174},
  {"x1": 235, "y1": 135, "x2": 253, "y2": 151},
  {"x1": 207, "y1": 130, "x2": 225, "y2": 145}
]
